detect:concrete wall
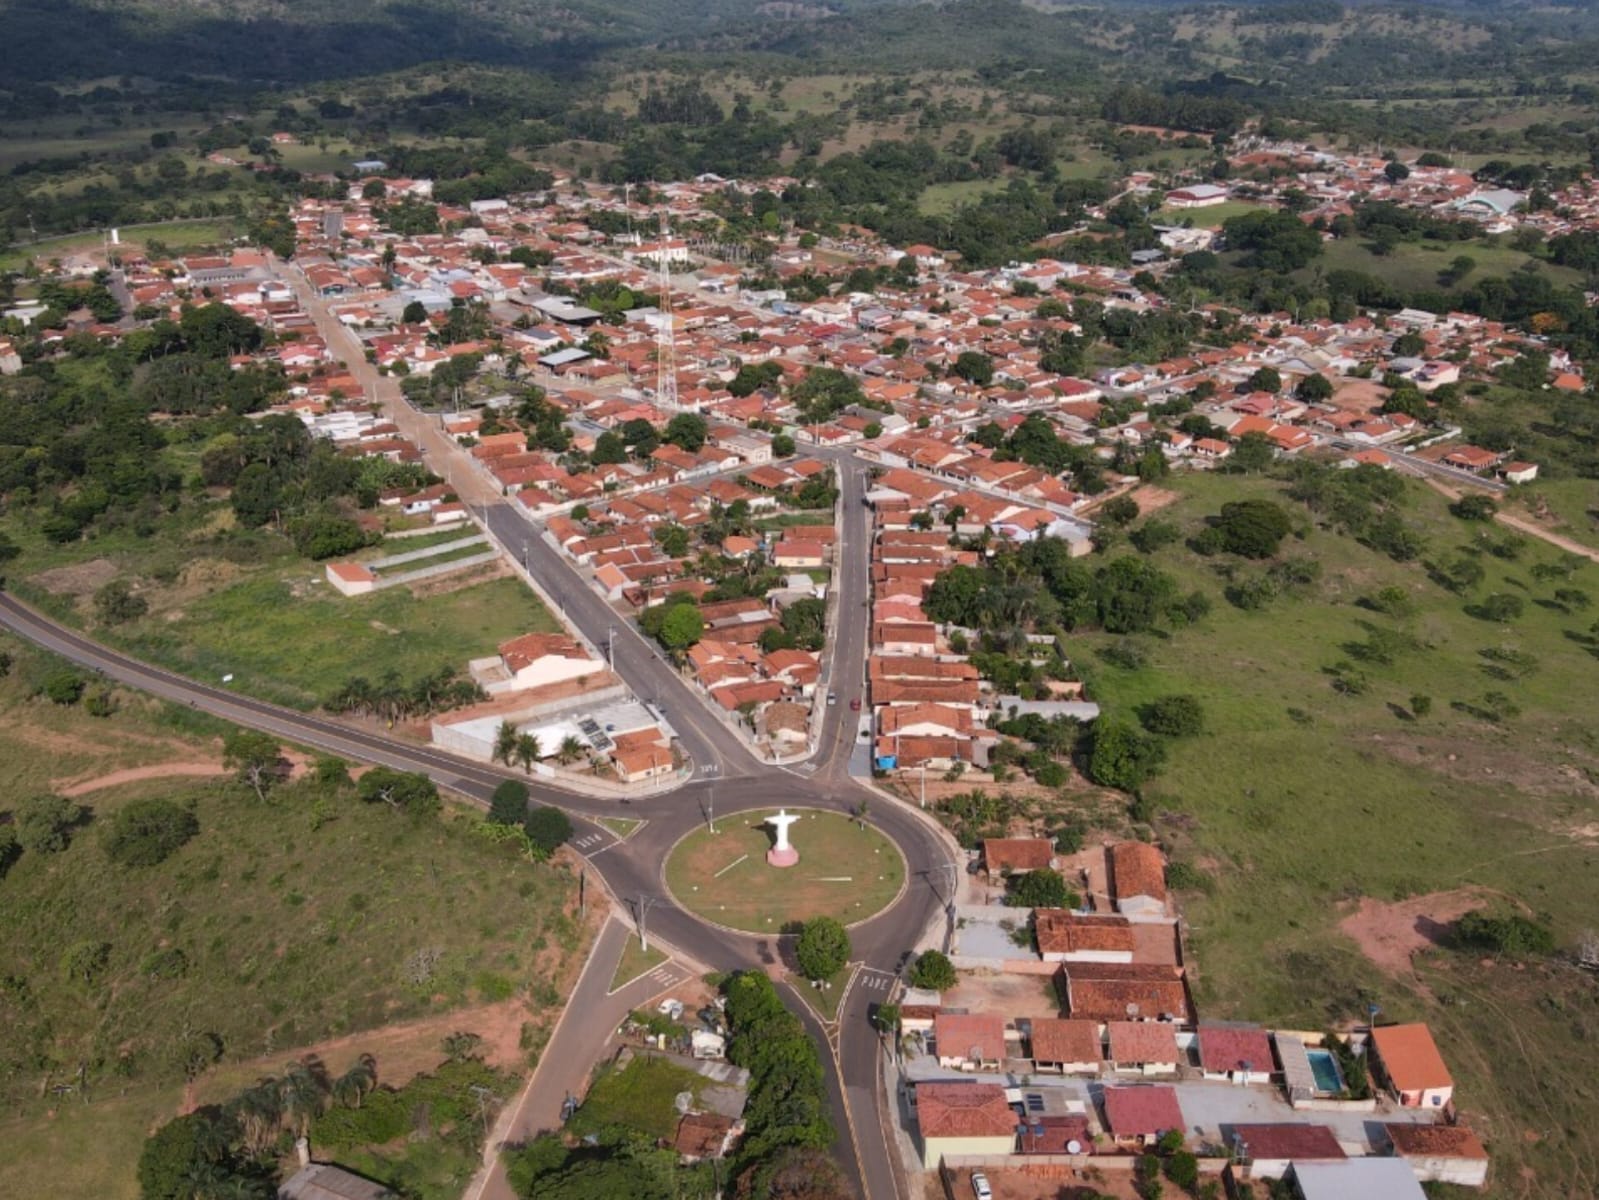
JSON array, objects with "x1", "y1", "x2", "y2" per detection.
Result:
[
  {"x1": 368, "y1": 534, "x2": 488, "y2": 570},
  {"x1": 374, "y1": 550, "x2": 501, "y2": 590}
]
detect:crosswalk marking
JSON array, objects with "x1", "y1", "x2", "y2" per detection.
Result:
[{"x1": 572, "y1": 833, "x2": 607, "y2": 850}]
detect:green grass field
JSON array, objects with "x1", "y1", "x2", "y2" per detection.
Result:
[
  {"x1": 919, "y1": 179, "x2": 1008, "y2": 215},
  {"x1": 665, "y1": 809, "x2": 905, "y2": 933},
  {"x1": 1072, "y1": 470, "x2": 1599, "y2": 1198},
  {"x1": 1292, "y1": 236, "x2": 1586, "y2": 295},
  {"x1": 0, "y1": 218, "x2": 240, "y2": 270},
  {"x1": 112, "y1": 570, "x2": 559, "y2": 709},
  {"x1": 1153, "y1": 199, "x2": 1267, "y2": 227}
]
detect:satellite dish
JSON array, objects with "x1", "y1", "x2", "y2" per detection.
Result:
[
  {"x1": 1126, "y1": 1002, "x2": 1140, "y2": 1020},
  {"x1": 1067, "y1": 1140, "x2": 1083, "y2": 1155}
]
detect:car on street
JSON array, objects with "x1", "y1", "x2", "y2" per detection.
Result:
[
  {"x1": 849, "y1": 697, "x2": 861, "y2": 711},
  {"x1": 971, "y1": 1172, "x2": 993, "y2": 1200},
  {"x1": 827, "y1": 691, "x2": 837, "y2": 705}
]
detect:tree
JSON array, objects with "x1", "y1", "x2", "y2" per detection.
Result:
[
  {"x1": 952, "y1": 351, "x2": 995, "y2": 387},
  {"x1": 556, "y1": 736, "x2": 585, "y2": 765},
  {"x1": 1214, "y1": 499, "x2": 1292, "y2": 558},
  {"x1": 1099, "y1": 495, "x2": 1140, "y2": 528},
  {"x1": 332, "y1": 1055, "x2": 378, "y2": 1110},
  {"x1": 223, "y1": 729, "x2": 283, "y2": 801},
  {"x1": 1297, "y1": 373, "x2": 1333, "y2": 402},
  {"x1": 658, "y1": 603, "x2": 704, "y2": 654},
  {"x1": 1453, "y1": 908, "x2": 1555, "y2": 956},
  {"x1": 908, "y1": 949, "x2": 957, "y2": 991},
  {"x1": 93, "y1": 579, "x2": 148, "y2": 625},
  {"x1": 402, "y1": 300, "x2": 428, "y2": 324},
  {"x1": 794, "y1": 916, "x2": 851, "y2": 981},
  {"x1": 1450, "y1": 494, "x2": 1498, "y2": 521},
  {"x1": 523, "y1": 806, "x2": 573, "y2": 857},
  {"x1": 1384, "y1": 160, "x2": 1411, "y2": 184},
  {"x1": 492, "y1": 720, "x2": 519, "y2": 767},
  {"x1": 662, "y1": 412, "x2": 708, "y2": 451},
  {"x1": 514, "y1": 732, "x2": 543, "y2": 773},
  {"x1": 771, "y1": 433, "x2": 796, "y2": 458},
  {"x1": 1247, "y1": 366, "x2": 1282, "y2": 394},
  {"x1": 1139, "y1": 694, "x2": 1205, "y2": 737},
  {"x1": 1005, "y1": 869, "x2": 1071, "y2": 909},
  {"x1": 42, "y1": 670, "x2": 86, "y2": 705},
  {"x1": 138, "y1": 1110, "x2": 259, "y2": 1200},
  {"x1": 490, "y1": 779, "x2": 530, "y2": 825},
  {"x1": 102, "y1": 799, "x2": 199, "y2": 867},
  {"x1": 357, "y1": 767, "x2": 441, "y2": 816},
  {"x1": 1088, "y1": 718, "x2": 1166, "y2": 790},
  {"x1": 16, "y1": 793, "x2": 83, "y2": 853}
]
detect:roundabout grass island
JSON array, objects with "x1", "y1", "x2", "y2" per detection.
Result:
[{"x1": 663, "y1": 807, "x2": 907, "y2": 933}]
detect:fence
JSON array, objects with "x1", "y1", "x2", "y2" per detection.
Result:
[{"x1": 373, "y1": 551, "x2": 500, "y2": 591}]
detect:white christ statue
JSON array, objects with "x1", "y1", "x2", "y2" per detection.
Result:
[{"x1": 766, "y1": 809, "x2": 800, "y2": 868}]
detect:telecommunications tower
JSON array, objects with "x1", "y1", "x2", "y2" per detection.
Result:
[{"x1": 655, "y1": 213, "x2": 678, "y2": 412}]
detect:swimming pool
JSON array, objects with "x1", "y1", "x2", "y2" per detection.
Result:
[{"x1": 1306, "y1": 1048, "x2": 1344, "y2": 1093}]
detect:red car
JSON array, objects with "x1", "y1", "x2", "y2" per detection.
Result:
[{"x1": 849, "y1": 697, "x2": 862, "y2": 711}]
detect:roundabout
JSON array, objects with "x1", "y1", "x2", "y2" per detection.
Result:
[{"x1": 663, "y1": 806, "x2": 907, "y2": 933}]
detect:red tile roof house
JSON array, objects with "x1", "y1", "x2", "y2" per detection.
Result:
[
  {"x1": 982, "y1": 837, "x2": 1056, "y2": 875},
  {"x1": 1382, "y1": 1122, "x2": 1489, "y2": 1188},
  {"x1": 1228, "y1": 1123, "x2": 1345, "y2": 1180},
  {"x1": 1033, "y1": 911, "x2": 1136, "y2": 965},
  {"x1": 1110, "y1": 841, "x2": 1168, "y2": 917},
  {"x1": 1369, "y1": 1023, "x2": 1454, "y2": 1109},
  {"x1": 914, "y1": 1081, "x2": 1017, "y2": 1168},
  {"x1": 1198, "y1": 1022, "x2": 1276, "y2": 1085},
  {"x1": 1100, "y1": 1086, "x2": 1185, "y2": 1148},
  {"x1": 1106, "y1": 1021, "x2": 1181, "y2": 1076},
  {"x1": 933, "y1": 1012, "x2": 1008, "y2": 1072},
  {"x1": 1026, "y1": 1018, "x2": 1103, "y2": 1075}
]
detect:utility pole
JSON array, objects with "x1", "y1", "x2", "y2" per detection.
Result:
[
  {"x1": 706, "y1": 782, "x2": 716, "y2": 834},
  {"x1": 607, "y1": 624, "x2": 616, "y2": 667},
  {"x1": 636, "y1": 893, "x2": 664, "y2": 953},
  {"x1": 920, "y1": 762, "x2": 927, "y2": 810}
]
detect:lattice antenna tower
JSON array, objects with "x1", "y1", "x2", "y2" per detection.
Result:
[{"x1": 655, "y1": 210, "x2": 678, "y2": 412}]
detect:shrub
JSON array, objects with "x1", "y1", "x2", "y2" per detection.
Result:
[
  {"x1": 1164, "y1": 1150, "x2": 1200, "y2": 1191},
  {"x1": 42, "y1": 670, "x2": 86, "y2": 705},
  {"x1": 141, "y1": 947, "x2": 190, "y2": 979},
  {"x1": 1005, "y1": 869, "x2": 1072, "y2": 909},
  {"x1": 1088, "y1": 718, "x2": 1166, "y2": 790},
  {"x1": 102, "y1": 800, "x2": 199, "y2": 867},
  {"x1": 93, "y1": 579, "x2": 149, "y2": 625},
  {"x1": 1138, "y1": 694, "x2": 1205, "y2": 737},
  {"x1": 1450, "y1": 494, "x2": 1498, "y2": 521},
  {"x1": 908, "y1": 949, "x2": 957, "y2": 992},
  {"x1": 312, "y1": 1087, "x2": 410, "y2": 1148},
  {"x1": 1453, "y1": 908, "x2": 1556, "y2": 956},
  {"x1": 1164, "y1": 861, "x2": 1213, "y2": 894},
  {"x1": 523, "y1": 806, "x2": 572, "y2": 856},
  {"x1": 16, "y1": 793, "x2": 83, "y2": 853},
  {"x1": 489, "y1": 779, "x2": 529, "y2": 826}
]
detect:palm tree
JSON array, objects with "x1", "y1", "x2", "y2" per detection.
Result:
[
  {"x1": 276, "y1": 1060, "x2": 329, "y2": 1138},
  {"x1": 514, "y1": 732, "x2": 542, "y2": 774},
  {"x1": 230, "y1": 1079, "x2": 283, "y2": 1157},
  {"x1": 492, "y1": 720, "x2": 519, "y2": 767},
  {"x1": 556, "y1": 736, "x2": 585, "y2": 766},
  {"x1": 332, "y1": 1054, "x2": 378, "y2": 1110}
]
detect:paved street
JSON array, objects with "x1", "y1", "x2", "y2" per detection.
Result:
[{"x1": 467, "y1": 916, "x2": 692, "y2": 1200}]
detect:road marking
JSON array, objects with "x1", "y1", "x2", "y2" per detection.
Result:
[{"x1": 573, "y1": 833, "x2": 606, "y2": 849}]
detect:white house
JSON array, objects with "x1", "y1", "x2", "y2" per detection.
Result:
[{"x1": 471, "y1": 633, "x2": 603, "y2": 695}]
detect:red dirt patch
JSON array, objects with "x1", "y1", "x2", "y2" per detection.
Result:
[
  {"x1": 53, "y1": 760, "x2": 229, "y2": 797},
  {"x1": 1338, "y1": 887, "x2": 1503, "y2": 978}
]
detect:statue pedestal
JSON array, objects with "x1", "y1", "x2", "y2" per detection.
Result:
[{"x1": 766, "y1": 847, "x2": 799, "y2": 868}]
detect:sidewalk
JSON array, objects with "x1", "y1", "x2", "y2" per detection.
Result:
[{"x1": 461, "y1": 916, "x2": 693, "y2": 1200}]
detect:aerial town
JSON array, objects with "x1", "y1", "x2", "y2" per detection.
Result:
[{"x1": 2, "y1": 67, "x2": 1595, "y2": 1200}]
